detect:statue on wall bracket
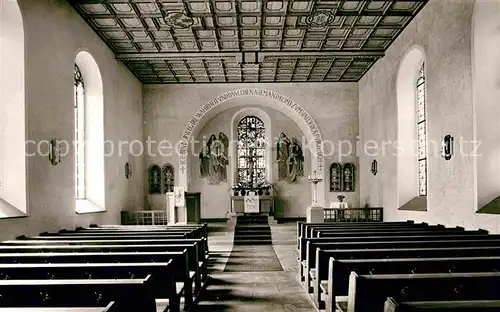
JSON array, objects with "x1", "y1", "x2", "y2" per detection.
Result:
[
  {"x1": 199, "y1": 132, "x2": 229, "y2": 184},
  {"x1": 277, "y1": 132, "x2": 304, "y2": 183}
]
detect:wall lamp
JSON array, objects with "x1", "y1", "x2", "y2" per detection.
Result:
[
  {"x1": 125, "y1": 162, "x2": 132, "y2": 179},
  {"x1": 48, "y1": 139, "x2": 61, "y2": 166},
  {"x1": 442, "y1": 134, "x2": 454, "y2": 160},
  {"x1": 371, "y1": 159, "x2": 378, "y2": 176}
]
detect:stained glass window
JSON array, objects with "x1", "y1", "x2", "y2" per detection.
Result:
[
  {"x1": 74, "y1": 64, "x2": 85, "y2": 199},
  {"x1": 237, "y1": 116, "x2": 266, "y2": 187},
  {"x1": 330, "y1": 163, "x2": 342, "y2": 192},
  {"x1": 416, "y1": 63, "x2": 427, "y2": 196},
  {"x1": 162, "y1": 164, "x2": 174, "y2": 193}
]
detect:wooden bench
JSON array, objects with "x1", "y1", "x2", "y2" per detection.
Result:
[
  {"x1": 1, "y1": 238, "x2": 209, "y2": 280},
  {"x1": 69, "y1": 228, "x2": 202, "y2": 239},
  {"x1": 300, "y1": 222, "x2": 428, "y2": 241},
  {"x1": 0, "y1": 261, "x2": 180, "y2": 312},
  {"x1": 0, "y1": 277, "x2": 156, "y2": 312},
  {"x1": 384, "y1": 297, "x2": 500, "y2": 311},
  {"x1": 0, "y1": 301, "x2": 116, "y2": 311},
  {"x1": 88, "y1": 224, "x2": 208, "y2": 240},
  {"x1": 0, "y1": 242, "x2": 201, "y2": 289},
  {"x1": 320, "y1": 255, "x2": 500, "y2": 311},
  {"x1": 313, "y1": 227, "x2": 483, "y2": 238},
  {"x1": 300, "y1": 234, "x2": 500, "y2": 285},
  {"x1": 348, "y1": 272, "x2": 500, "y2": 312},
  {"x1": 0, "y1": 250, "x2": 194, "y2": 308},
  {"x1": 302, "y1": 236, "x2": 500, "y2": 283},
  {"x1": 298, "y1": 221, "x2": 416, "y2": 237}
]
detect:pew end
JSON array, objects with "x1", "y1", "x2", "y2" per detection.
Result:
[
  {"x1": 347, "y1": 271, "x2": 358, "y2": 312},
  {"x1": 383, "y1": 297, "x2": 398, "y2": 312}
]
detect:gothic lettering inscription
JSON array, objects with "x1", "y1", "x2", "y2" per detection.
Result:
[{"x1": 179, "y1": 89, "x2": 324, "y2": 172}]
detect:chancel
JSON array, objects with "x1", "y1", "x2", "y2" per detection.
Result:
[{"x1": 1, "y1": 0, "x2": 500, "y2": 311}]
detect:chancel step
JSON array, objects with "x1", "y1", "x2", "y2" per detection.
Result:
[{"x1": 233, "y1": 215, "x2": 272, "y2": 245}]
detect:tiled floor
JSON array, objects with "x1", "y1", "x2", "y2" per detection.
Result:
[{"x1": 193, "y1": 221, "x2": 317, "y2": 312}]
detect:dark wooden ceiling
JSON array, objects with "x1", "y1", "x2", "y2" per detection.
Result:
[{"x1": 70, "y1": 0, "x2": 428, "y2": 84}]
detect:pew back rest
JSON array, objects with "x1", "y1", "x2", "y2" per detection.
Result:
[
  {"x1": 348, "y1": 272, "x2": 500, "y2": 312},
  {"x1": 0, "y1": 276, "x2": 156, "y2": 312}
]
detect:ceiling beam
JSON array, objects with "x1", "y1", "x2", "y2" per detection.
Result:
[
  {"x1": 116, "y1": 52, "x2": 244, "y2": 62},
  {"x1": 257, "y1": 51, "x2": 384, "y2": 62}
]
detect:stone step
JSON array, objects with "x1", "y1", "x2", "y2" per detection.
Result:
[
  {"x1": 234, "y1": 230, "x2": 272, "y2": 234},
  {"x1": 234, "y1": 240, "x2": 273, "y2": 245}
]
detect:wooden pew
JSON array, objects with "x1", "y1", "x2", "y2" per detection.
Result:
[
  {"x1": 348, "y1": 272, "x2": 500, "y2": 312},
  {"x1": 0, "y1": 277, "x2": 156, "y2": 312},
  {"x1": 313, "y1": 227, "x2": 483, "y2": 238},
  {"x1": 320, "y1": 255, "x2": 500, "y2": 311},
  {"x1": 1, "y1": 238, "x2": 209, "y2": 280},
  {"x1": 0, "y1": 301, "x2": 116, "y2": 312},
  {"x1": 88, "y1": 224, "x2": 208, "y2": 240},
  {"x1": 17, "y1": 235, "x2": 210, "y2": 265},
  {"x1": 300, "y1": 222, "x2": 428, "y2": 241},
  {"x1": 50, "y1": 227, "x2": 204, "y2": 238},
  {"x1": 298, "y1": 228, "x2": 450, "y2": 278},
  {"x1": 0, "y1": 261, "x2": 180, "y2": 312},
  {"x1": 0, "y1": 244, "x2": 201, "y2": 295},
  {"x1": 384, "y1": 297, "x2": 500, "y2": 311},
  {"x1": 300, "y1": 233, "x2": 500, "y2": 284},
  {"x1": 53, "y1": 230, "x2": 196, "y2": 238},
  {"x1": 297, "y1": 221, "x2": 416, "y2": 241},
  {"x1": 0, "y1": 251, "x2": 194, "y2": 308}
]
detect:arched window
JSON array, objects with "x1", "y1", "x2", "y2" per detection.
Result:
[
  {"x1": 416, "y1": 63, "x2": 427, "y2": 196},
  {"x1": 74, "y1": 64, "x2": 85, "y2": 199},
  {"x1": 397, "y1": 46, "x2": 427, "y2": 211},
  {"x1": 74, "y1": 51, "x2": 104, "y2": 213},
  {"x1": 237, "y1": 116, "x2": 266, "y2": 188},
  {"x1": 162, "y1": 164, "x2": 174, "y2": 193}
]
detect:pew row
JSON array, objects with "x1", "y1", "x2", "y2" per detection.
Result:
[
  {"x1": 321, "y1": 255, "x2": 500, "y2": 312},
  {"x1": 0, "y1": 277, "x2": 155, "y2": 312},
  {"x1": 384, "y1": 297, "x2": 500, "y2": 311},
  {"x1": 0, "y1": 261, "x2": 180, "y2": 312},
  {"x1": 347, "y1": 272, "x2": 500, "y2": 312},
  {"x1": 301, "y1": 233, "x2": 500, "y2": 287},
  {"x1": 0, "y1": 302, "x2": 116, "y2": 312}
]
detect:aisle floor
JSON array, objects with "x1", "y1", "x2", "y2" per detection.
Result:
[{"x1": 192, "y1": 221, "x2": 316, "y2": 312}]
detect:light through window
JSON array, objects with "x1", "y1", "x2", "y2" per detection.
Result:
[
  {"x1": 74, "y1": 64, "x2": 85, "y2": 199},
  {"x1": 237, "y1": 116, "x2": 266, "y2": 187},
  {"x1": 416, "y1": 63, "x2": 427, "y2": 196}
]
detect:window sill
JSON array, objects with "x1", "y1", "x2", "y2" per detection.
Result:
[
  {"x1": 398, "y1": 196, "x2": 428, "y2": 212},
  {"x1": 0, "y1": 198, "x2": 27, "y2": 219},
  {"x1": 477, "y1": 196, "x2": 500, "y2": 215},
  {"x1": 76, "y1": 199, "x2": 106, "y2": 214}
]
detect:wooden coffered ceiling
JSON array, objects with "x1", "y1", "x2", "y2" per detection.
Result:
[{"x1": 69, "y1": 0, "x2": 428, "y2": 84}]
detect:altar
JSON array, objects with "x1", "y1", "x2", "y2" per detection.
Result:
[{"x1": 230, "y1": 195, "x2": 274, "y2": 215}]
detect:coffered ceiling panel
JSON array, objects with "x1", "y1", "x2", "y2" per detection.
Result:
[{"x1": 70, "y1": 0, "x2": 428, "y2": 83}]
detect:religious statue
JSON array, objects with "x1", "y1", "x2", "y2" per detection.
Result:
[
  {"x1": 198, "y1": 145, "x2": 209, "y2": 178},
  {"x1": 276, "y1": 132, "x2": 290, "y2": 181},
  {"x1": 200, "y1": 132, "x2": 229, "y2": 184},
  {"x1": 277, "y1": 133, "x2": 304, "y2": 183},
  {"x1": 286, "y1": 138, "x2": 304, "y2": 182}
]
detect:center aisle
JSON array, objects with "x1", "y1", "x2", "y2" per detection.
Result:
[{"x1": 193, "y1": 221, "x2": 316, "y2": 312}]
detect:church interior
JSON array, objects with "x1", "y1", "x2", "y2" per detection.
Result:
[{"x1": 1, "y1": 0, "x2": 500, "y2": 311}]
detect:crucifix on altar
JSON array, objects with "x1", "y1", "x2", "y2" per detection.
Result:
[{"x1": 242, "y1": 148, "x2": 263, "y2": 188}]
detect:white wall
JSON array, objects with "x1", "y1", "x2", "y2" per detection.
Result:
[
  {"x1": 358, "y1": 0, "x2": 500, "y2": 231},
  {"x1": 473, "y1": 0, "x2": 500, "y2": 209},
  {"x1": 190, "y1": 106, "x2": 310, "y2": 218},
  {"x1": 0, "y1": 0, "x2": 144, "y2": 241},
  {"x1": 143, "y1": 83, "x2": 359, "y2": 218},
  {"x1": 0, "y1": 0, "x2": 26, "y2": 215}
]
